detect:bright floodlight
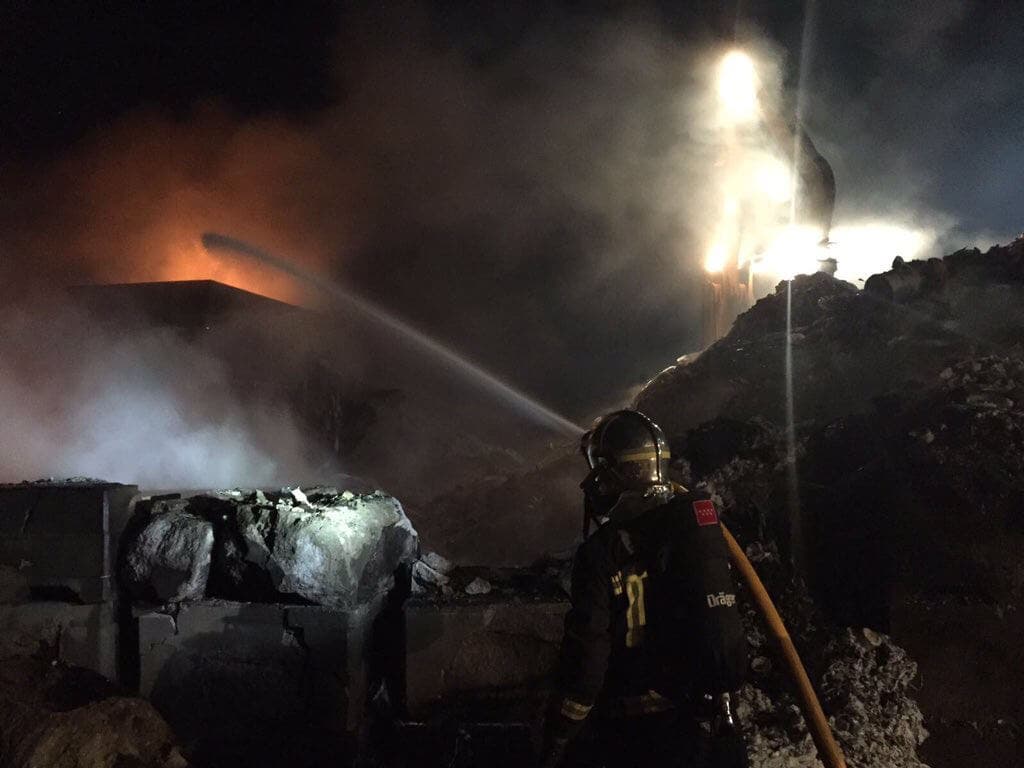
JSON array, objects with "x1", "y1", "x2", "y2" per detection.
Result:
[
  {"x1": 718, "y1": 50, "x2": 758, "y2": 123},
  {"x1": 704, "y1": 242, "x2": 728, "y2": 273},
  {"x1": 759, "y1": 225, "x2": 822, "y2": 280}
]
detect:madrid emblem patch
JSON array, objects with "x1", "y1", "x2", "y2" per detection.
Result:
[{"x1": 693, "y1": 499, "x2": 719, "y2": 526}]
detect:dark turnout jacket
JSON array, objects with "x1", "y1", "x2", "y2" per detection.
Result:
[{"x1": 551, "y1": 488, "x2": 747, "y2": 735}]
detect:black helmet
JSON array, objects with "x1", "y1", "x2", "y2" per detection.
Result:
[{"x1": 581, "y1": 410, "x2": 671, "y2": 496}]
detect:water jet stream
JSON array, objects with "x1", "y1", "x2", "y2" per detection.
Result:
[{"x1": 201, "y1": 232, "x2": 584, "y2": 438}]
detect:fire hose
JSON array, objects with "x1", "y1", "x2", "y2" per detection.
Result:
[{"x1": 719, "y1": 522, "x2": 848, "y2": 768}]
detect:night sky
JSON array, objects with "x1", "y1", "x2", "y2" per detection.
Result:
[{"x1": 2, "y1": 1, "x2": 1021, "y2": 418}]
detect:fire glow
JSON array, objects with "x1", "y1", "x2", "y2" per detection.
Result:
[{"x1": 154, "y1": 233, "x2": 310, "y2": 306}]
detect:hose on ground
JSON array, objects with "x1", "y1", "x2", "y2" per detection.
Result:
[{"x1": 720, "y1": 523, "x2": 848, "y2": 768}]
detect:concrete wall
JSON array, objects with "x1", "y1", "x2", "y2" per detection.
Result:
[
  {"x1": 0, "y1": 481, "x2": 574, "y2": 768},
  {"x1": 136, "y1": 599, "x2": 384, "y2": 768},
  {"x1": 0, "y1": 601, "x2": 119, "y2": 678},
  {"x1": 0, "y1": 481, "x2": 137, "y2": 603},
  {"x1": 0, "y1": 481, "x2": 137, "y2": 682}
]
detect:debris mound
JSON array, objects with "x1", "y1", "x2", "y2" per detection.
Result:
[
  {"x1": 634, "y1": 240, "x2": 1024, "y2": 766},
  {"x1": 640, "y1": 238, "x2": 1024, "y2": 436}
]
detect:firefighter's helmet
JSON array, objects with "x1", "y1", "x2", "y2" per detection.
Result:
[{"x1": 580, "y1": 410, "x2": 671, "y2": 496}]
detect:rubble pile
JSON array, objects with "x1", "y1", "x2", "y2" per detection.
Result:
[
  {"x1": 739, "y1": 621, "x2": 927, "y2": 768},
  {"x1": 414, "y1": 452, "x2": 581, "y2": 565},
  {"x1": 634, "y1": 240, "x2": 1024, "y2": 766},
  {"x1": 410, "y1": 549, "x2": 571, "y2": 602},
  {"x1": 419, "y1": 240, "x2": 1024, "y2": 567},
  {"x1": 639, "y1": 239, "x2": 1024, "y2": 440},
  {"x1": 122, "y1": 487, "x2": 418, "y2": 607},
  {"x1": 687, "y1": 424, "x2": 929, "y2": 767}
]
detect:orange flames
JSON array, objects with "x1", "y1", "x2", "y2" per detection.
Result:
[
  {"x1": 137, "y1": 230, "x2": 312, "y2": 306},
  {"x1": 6, "y1": 107, "x2": 361, "y2": 308}
]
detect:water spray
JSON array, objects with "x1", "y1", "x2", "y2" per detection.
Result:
[{"x1": 201, "y1": 233, "x2": 584, "y2": 439}]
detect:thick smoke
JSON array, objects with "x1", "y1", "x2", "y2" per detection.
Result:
[
  {"x1": 0, "y1": 4, "x2": 1018, "y2": 488},
  {"x1": 1, "y1": 11, "x2": 762, "y2": 392},
  {"x1": 798, "y1": 0, "x2": 1020, "y2": 252},
  {"x1": 0, "y1": 297, "x2": 330, "y2": 489}
]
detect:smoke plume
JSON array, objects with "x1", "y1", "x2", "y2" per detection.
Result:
[
  {"x1": 0, "y1": 3, "x2": 1018, "y2": 489},
  {"x1": 0, "y1": 297, "x2": 330, "y2": 489}
]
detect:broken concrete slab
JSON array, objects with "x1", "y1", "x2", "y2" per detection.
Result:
[
  {"x1": 0, "y1": 480, "x2": 138, "y2": 604},
  {"x1": 421, "y1": 552, "x2": 453, "y2": 575},
  {"x1": 411, "y1": 559, "x2": 450, "y2": 591}
]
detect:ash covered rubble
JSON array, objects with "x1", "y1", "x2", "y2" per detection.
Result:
[
  {"x1": 410, "y1": 549, "x2": 573, "y2": 602},
  {"x1": 636, "y1": 238, "x2": 1024, "y2": 766},
  {"x1": 676, "y1": 420, "x2": 928, "y2": 768}
]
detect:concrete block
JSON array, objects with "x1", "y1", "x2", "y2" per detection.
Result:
[
  {"x1": 0, "y1": 601, "x2": 118, "y2": 680},
  {"x1": 0, "y1": 481, "x2": 138, "y2": 603},
  {"x1": 405, "y1": 598, "x2": 568, "y2": 719},
  {"x1": 136, "y1": 600, "x2": 383, "y2": 767}
]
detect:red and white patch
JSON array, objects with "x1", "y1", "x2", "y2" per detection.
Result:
[{"x1": 693, "y1": 499, "x2": 719, "y2": 526}]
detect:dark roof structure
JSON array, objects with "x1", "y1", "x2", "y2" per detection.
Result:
[{"x1": 68, "y1": 280, "x2": 300, "y2": 333}]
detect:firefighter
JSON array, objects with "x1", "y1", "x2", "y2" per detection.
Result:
[{"x1": 542, "y1": 410, "x2": 749, "y2": 768}]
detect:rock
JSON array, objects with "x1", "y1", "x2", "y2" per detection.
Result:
[
  {"x1": 8, "y1": 697, "x2": 189, "y2": 768},
  {"x1": 0, "y1": 655, "x2": 187, "y2": 768},
  {"x1": 464, "y1": 577, "x2": 492, "y2": 596},
  {"x1": 422, "y1": 551, "x2": 454, "y2": 575},
  {"x1": 121, "y1": 499, "x2": 214, "y2": 603},
  {"x1": 240, "y1": 490, "x2": 418, "y2": 607},
  {"x1": 412, "y1": 560, "x2": 450, "y2": 590},
  {"x1": 122, "y1": 488, "x2": 418, "y2": 608}
]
